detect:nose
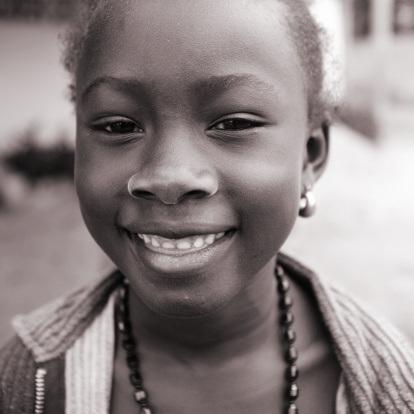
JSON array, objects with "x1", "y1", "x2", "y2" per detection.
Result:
[
  {"x1": 128, "y1": 169, "x2": 218, "y2": 204},
  {"x1": 127, "y1": 138, "x2": 218, "y2": 205}
]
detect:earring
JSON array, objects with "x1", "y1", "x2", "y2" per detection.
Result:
[{"x1": 299, "y1": 188, "x2": 316, "y2": 217}]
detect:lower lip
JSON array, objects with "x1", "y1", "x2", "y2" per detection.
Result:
[{"x1": 126, "y1": 230, "x2": 236, "y2": 276}]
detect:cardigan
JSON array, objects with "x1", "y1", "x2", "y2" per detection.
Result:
[{"x1": 1, "y1": 253, "x2": 414, "y2": 413}]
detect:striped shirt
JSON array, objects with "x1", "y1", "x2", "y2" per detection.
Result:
[{"x1": 1, "y1": 253, "x2": 414, "y2": 413}]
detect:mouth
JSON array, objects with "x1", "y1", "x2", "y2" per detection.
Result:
[
  {"x1": 124, "y1": 223, "x2": 236, "y2": 275},
  {"x1": 128, "y1": 230, "x2": 234, "y2": 256}
]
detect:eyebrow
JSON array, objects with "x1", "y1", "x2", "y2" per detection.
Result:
[
  {"x1": 192, "y1": 74, "x2": 277, "y2": 97},
  {"x1": 80, "y1": 73, "x2": 276, "y2": 103},
  {"x1": 80, "y1": 76, "x2": 147, "y2": 103}
]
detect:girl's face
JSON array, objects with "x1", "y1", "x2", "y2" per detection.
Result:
[{"x1": 76, "y1": 0, "x2": 318, "y2": 316}]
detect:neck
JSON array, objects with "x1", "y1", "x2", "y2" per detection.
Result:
[{"x1": 127, "y1": 258, "x2": 280, "y2": 360}]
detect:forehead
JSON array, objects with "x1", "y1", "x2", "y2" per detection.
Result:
[{"x1": 77, "y1": 0, "x2": 304, "y2": 104}]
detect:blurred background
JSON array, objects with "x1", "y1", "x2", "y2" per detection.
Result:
[{"x1": 0, "y1": 0, "x2": 413, "y2": 346}]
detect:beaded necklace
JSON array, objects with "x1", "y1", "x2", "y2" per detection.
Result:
[{"x1": 117, "y1": 264, "x2": 300, "y2": 414}]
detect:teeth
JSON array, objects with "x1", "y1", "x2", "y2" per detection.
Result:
[
  {"x1": 136, "y1": 231, "x2": 228, "y2": 252},
  {"x1": 205, "y1": 234, "x2": 215, "y2": 245},
  {"x1": 162, "y1": 241, "x2": 175, "y2": 249},
  {"x1": 177, "y1": 240, "x2": 192, "y2": 250}
]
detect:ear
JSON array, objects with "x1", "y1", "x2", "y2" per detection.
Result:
[{"x1": 302, "y1": 117, "x2": 330, "y2": 187}]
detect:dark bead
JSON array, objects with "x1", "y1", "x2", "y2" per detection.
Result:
[
  {"x1": 286, "y1": 346, "x2": 298, "y2": 363},
  {"x1": 288, "y1": 383, "x2": 299, "y2": 401},
  {"x1": 280, "y1": 311, "x2": 294, "y2": 326},
  {"x1": 284, "y1": 328, "x2": 297, "y2": 344},
  {"x1": 117, "y1": 321, "x2": 125, "y2": 332},
  {"x1": 122, "y1": 338, "x2": 136, "y2": 351},
  {"x1": 119, "y1": 286, "x2": 127, "y2": 300},
  {"x1": 126, "y1": 354, "x2": 138, "y2": 367},
  {"x1": 123, "y1": 306, "x2": 131, "y2": 317},
  {"x1": 275, "y1": 265, "x2": 284, "y2": 279},
  {"x1": 123, "y1": 319, "x2": 132, "y2": 332},
  {"x1": 129, "y1": 372, "x2": 143, "y2": 387},
  {"x1": 140, "y1": 399, "x2": 149, "y2": 408},
  {"x1": 279, "y1": 294, "x2": 293, "y2": 310},
  {"x1": 277, "y1": 278, "x2": 290, "y2": 294},
  {"x1": 134, "y1": 390, "x2": 147, "y2": 402},
  {"x1": 118, "y1": 302, "x2": 126, "y2": 315},
  {"x1": 288, "y1": 403, "x2": 298, "y2": 414},
  {"x1": 285, "y1": 364, "x2": 299, "y2": 381}
]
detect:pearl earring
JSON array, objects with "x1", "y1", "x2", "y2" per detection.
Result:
[{"x1": 299, "y1": 188, "x2": 316, "y2": 217}]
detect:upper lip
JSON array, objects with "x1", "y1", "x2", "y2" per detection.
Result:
[{"x1": 125, "y1": 223, "x2": 235, "y2": 239}]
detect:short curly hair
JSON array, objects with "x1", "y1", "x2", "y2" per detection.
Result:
[{"x1": 63, "y1": 0, "x2": 329, "y2": 127}]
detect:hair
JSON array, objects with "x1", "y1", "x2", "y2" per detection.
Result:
[
  {"x1": 63, "y1": 0, "x2": 330, "y2": 127},
  {"x1": 278, "y1": 0, "x2": 329, "y2": 127}
]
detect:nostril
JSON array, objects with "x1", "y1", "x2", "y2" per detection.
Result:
[
  {"x1": 184, "y1": 190, "x2": 209, "y2": 199},
  {"x1": 131, "y1": 189, "x2": 156, "y2": 200}
]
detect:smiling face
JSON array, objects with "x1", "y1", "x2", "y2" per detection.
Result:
[{"x1": 75, "y1": 0, "x2": 316, "y2": 316}]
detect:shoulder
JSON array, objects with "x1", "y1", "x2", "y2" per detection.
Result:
[
  {"x1": 328, "y1": 286, "x2": 414, "y2": 413},
  {"x1": 1, "y1": 271, "x2": 122, "y2": 413},
  {"x1": 0, "y1": 335, "x2": 34, "y2": 375},
  {"x1": 11, "y1": 270, "x2": 122, "y2": 363},
  {"x1": 279, "y1": 253, "x2": 414, "y2": 413},
  {"x1": 325, "y1": 282, "x2": 414, "y2": 369},
  {"x1": 0, "y1": 336, "x2": 36, "y2": 413}
]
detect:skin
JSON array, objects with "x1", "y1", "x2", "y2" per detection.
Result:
[{"x1": 75, "y1": 0, "x2": 338, "y2": 412}]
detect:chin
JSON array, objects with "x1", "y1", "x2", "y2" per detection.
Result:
[
  {"x1": 151, "y1": 291, "x2": 230, "y2": 319},
  {"x1": 130, "y1": 278, "x2": 236, "y2": 320}
]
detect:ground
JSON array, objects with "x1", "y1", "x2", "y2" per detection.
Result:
[{"x1": 1, "y1": 123, "x2": 414, "y2": 347}]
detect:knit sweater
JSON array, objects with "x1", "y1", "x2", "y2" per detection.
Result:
[{"x1": 1, "y1": 253, "x2": 414, "y2": 413}]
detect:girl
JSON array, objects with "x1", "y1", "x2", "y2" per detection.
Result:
[{"x1": 1, "y1": 0, "x2": 414, "y2": 413}]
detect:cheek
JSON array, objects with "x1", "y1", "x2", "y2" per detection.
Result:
[
  {"x1": 253, "y1": 171, "x2": 300, "y2": 245},
  {"x1": 225, "y1": 143, "x2": 303, "y2": 254},
  {"x1": 74, "y1": 137, "x2": 129, "y2": 234}
]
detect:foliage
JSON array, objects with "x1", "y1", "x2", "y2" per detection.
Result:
[
  {"x1": 0, "y1": 0, "x2": 74, "y2": 20},
  {"x1": 2, "y1": 128, "x2": 74, "y2": 185}
]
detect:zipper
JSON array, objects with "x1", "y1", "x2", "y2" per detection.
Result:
[{"x1": 34, "y1": 367, "x2": 47, "y2": 414}]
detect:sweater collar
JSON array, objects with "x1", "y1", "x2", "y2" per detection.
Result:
[
  {"x1": 11, "y1": 254, "x2": 414, "y2": 412},
  {"x1": 10, "y1": 255, "x2": 327, "y2": 363},
  {"x1": 12, "y1": 270, "x2": 122, "y2": 363}
]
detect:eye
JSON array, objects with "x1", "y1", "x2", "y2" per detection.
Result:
[
  {"x1": 104, "y1": 120, "x2": 141, "y2": 134},
  {"x1": 92, "y1": 117, "x2": 144, "y2": 135},
  {"x1": 212, "y1": 117, "x2": 263, "y2": 131}
]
